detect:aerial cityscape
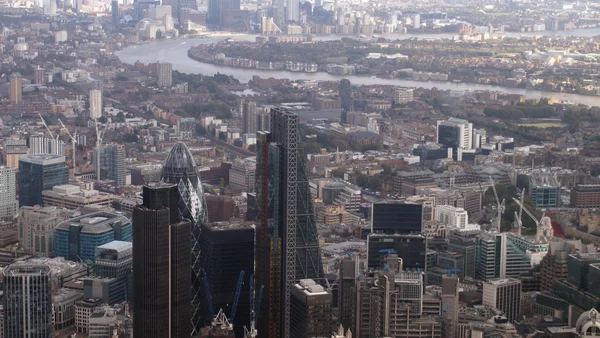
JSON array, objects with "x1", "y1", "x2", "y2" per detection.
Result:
[{"x1": 2, "y1": 0, "x2": 600, "y2": 337}]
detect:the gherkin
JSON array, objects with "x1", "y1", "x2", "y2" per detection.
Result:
[{"x1": 161, "y1": 142, "x2": 206, "y2": 336}]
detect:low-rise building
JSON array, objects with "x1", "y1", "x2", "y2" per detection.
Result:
[
  {"x1": 53, "y1": 288, "x2": 83, "y2": 330},
  {"x1": 42, "y1": 184, "x2": 114, "y2": 210}
]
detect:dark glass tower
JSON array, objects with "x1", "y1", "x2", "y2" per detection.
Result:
[
  {"x1": 132, "y1": 183, "x2": 191, "y2": 338},
  {"x1": 371, "y1": 201, "x2": 423, "y2": 234},
  {"x1": 160, "y1": 142, "x2": 206, "y2": 336},
  {"x1": 339, "y1": 79, "x2": 352, "y2": 112},
  {"x1": 4, "y1": 264, "x2": 52, "y2": 337},
  {"x1": 255, "y1": 107, "x2": 323, "y2": 338},
  {"x1": 18, "y1": 154, "x2": 69, "y2": 207}
]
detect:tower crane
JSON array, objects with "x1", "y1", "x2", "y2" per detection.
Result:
[
  {"x1": 94, "y1": 119, "x2": 105, "y2": 180},
  {"x1": 58, "y1": 119, "x2": 77, "y2": 174},
  {"x1": 229, "y1": 270, "x2": 245, "y2": 324},
  {"x1": 489, "y1": 176, "x2": 505, "y2": 232},
  {"x1": 513, "y1": 188, "x2": 525, "y2": 237},
  {"x1": 511, "y1": 197, "x2": 554, "y2": 241},
  {"x1": 38, "y1": 113, "x2": 58, "y2": 140},
  {"x1": 244, "y1": 274, "x2": 264, "y2": 338},
  {"x1": 201, "y1": 268, "x2": 215, "y2": 320}
]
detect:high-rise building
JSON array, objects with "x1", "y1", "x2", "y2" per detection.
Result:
[
  {"x1": 482, "y1": 278, "x2": 521, "y2": 322},
  {"x1": 371, "y1": 201, "x2": 423, "y2": 234},
  {"x1": 104, "y1": 144, "x2": 126, "y2": 187},
  {"x1": 290, "y1": 279, "x2": 332, "y2": 338},
  {"x1": 199, "y1": 221, "x2": 254, "y2": 337},
  {"x1": 18, "y1": 154, "x2": 69, "y2": 207},
  {"x1": 89, "y1": 89, "x2": 102, "y2": 120},
  {"x1": 157, "y1": 62, "x2": 172, "y2": 87},
  {"x1": 286, "y1": 0, "x2": 299, "y2": 22},
  {"x1": 394, "y1": 87, "x2": 414, "y2": 104},
  {"x1": 111, "y1": 0, "x2": 119, "y2": 27},
  {"x1": 255, "y1": 107, "x2": 323, "y2": 338},
  {"x1": 3, "y1": 263, "x2": 53, "y2": 337},
  {"x1": 475, "y1": 233, "x2": 531, "y2": 281},
  {"x1": 0, "y1": 166, "x2": 17, "y2": 219},
  {"x1": 133, "y1": 183, "x2": 191, "y2": 338},
  {"x1": 54, "y1": 211, "x2": 132, "y2": 263},
  {"x1": 242, "y1": 101, "x2": 257, "y2": 135},
  {"x1": 436, "y1": 118, "x2": 473, "y2": 151},
  {"x1": 539, "y1": 239, "x2": 592, "y2": 292},
  {"x1": 338, "y1": 259, "x2": 357, "y2": 331},
  {"x1": 441, "y1": 274, "x2": 459, "y2": 338},
  {"x1": 35, "y1": 67, "x2": 45, "y2": 85},
  {"x1": 160, "y1": 142, "x2": 206, "y2": 336},
  {"x1": 208, "y1": 0, "x2": 240, "y2": 25},
  {"x1": 339, "y1": 79, "x2": 353, "y2": 112},
  {"x1": 84, "y1": 240, "x2": 132, "y2": 305},
  {"x1": 29, "y1": 135, "x2": 65, "y2": 156},
  {"x1": 9, "y1": 73, "x2": 22, "y2": 104},
  {"x1": 18, "y1": 205, "x2": 73, "y2": 257},
  {"x1": 3, "y1": 138, "x2": 27, "y2": 168}
]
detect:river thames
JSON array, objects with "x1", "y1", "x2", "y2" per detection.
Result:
[{"x1": 115, "y1": 31, "x2": 600, "y2": 107}]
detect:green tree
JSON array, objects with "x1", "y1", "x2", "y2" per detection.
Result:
[{"x1": 219, "y1": 178, "x2": 225, "y2": 187}]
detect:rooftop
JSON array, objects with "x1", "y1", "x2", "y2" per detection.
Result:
[
  {"x1": 19, "y1": 154, "x2": 66, "y2": 165},
  {"x1": 55, "y1": 212, "x2": 131, "y2": 235}
]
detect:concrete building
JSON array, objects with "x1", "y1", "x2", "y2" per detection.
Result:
[
  {"x1": 435, "y1": 205, "x2": 468, "y2": 231},
  {"x1": 52, "y1": 288, "x2": 83, "y2": 330},
  {"x1": 88, "y1": 306, "x2": 119, "y2": 337},
  {"x1": 19, "y1": 206, "x2": 73, "y2": 257},
  {"x1": 242, "y1": 101, "x2": 257, "y2": 135},
  {"x1": 229, "y1": 159, "x2": 256, "y2": 193},
  {"x1": 571, "y1": 184, "x2": 600, "y2": 208},
  {"x1": 3, "y1": 264, "x2": 52, "y2": 337},
  {"x1": 0, "y1": 166, "x2": 17, "y2": 219},
  {"x1": 530, "y1": 168, "x2": 561, "y2": 208},
  {"x1": 157, "y1": 61, "x2": 172, "y2": 87},
  {"x1": 89, "y1": 89, "x2": 102, "y2": 120},
  {"x1": 2, "y1": 139, "x2": 27, "y2": 168},
  {"x1": 482, "y1": 278, "x2": 521, "y2": 322},
  {"x1": 437, "y1": 118, "x2": 473, "y2": 151},
  {"x1": 84, "y1": 241, "x2": 132, "y2": 305},
  {"x1": 9, "y1": 73, "x2": 22, "y2": 104},
  {"x1": 290, "y1": 279, "x2": 332, "y2": 338},
  {"x1": 394, "y1": 87, "x2": 414, "y2": 104},
  {"x1": 104, "y1": 144, "x2": 126, "y2": 187},
  {"x1": 18, "y1": 154, "x2": 69, "y2": 207},
  {"x1": 42, "y1": 184, "x2": 114, "y2": 210},
  {"x1": 75, "y1": 298, "x2": 103, "y2": 334},
  {"x1": 204, "y1": 195, "x2": 235, "y2": 222}
]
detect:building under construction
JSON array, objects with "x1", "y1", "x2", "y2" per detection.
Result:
[{"x1": 255, "y1": 107, "x2": 324, "y2": 338}]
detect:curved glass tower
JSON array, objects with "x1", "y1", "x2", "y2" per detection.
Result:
[{"x1": 161, "y1": 142, "x2": 206, "y2": 336}]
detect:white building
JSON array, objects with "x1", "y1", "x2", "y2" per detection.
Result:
[
  {"x1": 18, "y1": 206, "x2": 74, "y2": 257},
  {"x1": 394, "y1": 87, "x2": 414, "y2": 104},
  {"x1": 435, "y1": 205, "x2": 468, "y2": 230},
  {"x1": 157, "y1": 61, "x2": 172, "y2": 87},
  {"x1": 437, "y1": 118, "x2": 474, "y2": 150},
  {"x1": 482, "y1": 278, "x2": 521, "y2": 322},
  {"x1": 29, "y1": 135, "x2": 64, "y2": 156},
  {"x1": 0, "y1": 166, "x2": 18, "y2": 219},
  {"x1": 89, "y1": 89, "x2": 102, "y2": 120},
  {"x1": 54, "y1": 30, "x2": 67, "y2": 43},
  {"x1": 472, "y1": 128, "x2": 487, "y2": 149}
]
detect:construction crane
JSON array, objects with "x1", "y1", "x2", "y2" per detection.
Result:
[
  {"x1": 512, "y1": 197, "x2": 554, "y2": 241},
  {"x1": 489, "y1": 176, "x2": 505, "y2": 232},
  {"x1": 38, "y1": 113, "x2": 58, "y2": 140},
  {"x1": 94, "y1": 119, "x2": 105, "y2": 180},
  {"x1": 58, "y1": 119, "x2": 77, "y2": 174},
  {"x1": 229, "y1": 270, "x2": 245, "y2": 324},
  {"x1": 513, "y1": 188, "x2": 525, "y2": 237},
  {"x1": 244, "y1": 275, "x2": 264, "y2": 338},
  {"x1": 202, "y1": 268, "x2": 215, "y2": 320}
]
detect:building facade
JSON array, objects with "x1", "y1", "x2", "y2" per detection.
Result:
[
  {"x1": 157, "y1": 61, "x2": 172, "y2": 87},
  {"x1": 9, "y1": 73, "x2": 22, "y2": 104},
  {"x1": 18, "y1": 154, "x2": 69, "y2": 207},
  {"x1": 19, "y1": 206, "x2": 73, "y2": 257},
  {"x1": 104, "y1": 144, "x2": 126, "y2": 187},
  {"x1": 89, "y1": 89, "x2": 102, "y2": 120},
  {"x1": 482, "y1": 278, "x2": 522, "y2": 322},
  {"x1": 0, "y1": 166, "x2": 17, "y2": 219}
]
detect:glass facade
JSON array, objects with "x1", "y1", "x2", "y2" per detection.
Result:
[
  {"x1": 437, "y1": 125, "x2": 460, "y2": 150},
  {"x1": 371, "y1": 202, "x2": 423, "y2": 234},
  {"x1": 367, "y1": 233, "x2": 426, "y2": 271},
  {"x1": 18, "y1": 155, "x2": 68, "y2": 207}
]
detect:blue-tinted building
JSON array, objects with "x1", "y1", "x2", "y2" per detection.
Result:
[
  {"x1": 84, "y1": 240, "x2": 133, "y2": 305},
  {"x1": 54, "y1": 212, "x2": 132, "y2": 263},
  {"x1": 18, "y1": 154, "x2": 69, "y2": 207}
]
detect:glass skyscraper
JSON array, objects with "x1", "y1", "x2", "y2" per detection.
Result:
[
  {"x1": 255, "y1": 107, "x2": 323, "y2": 338},
  {"x1": 18, "y1": 154, "x2": 68, "y2": 207},
  {"x1": 160, "y1": 142, "x2": 206, "y2": 335}
]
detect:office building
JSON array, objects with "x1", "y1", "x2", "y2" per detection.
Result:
[
  {"x1": 290, "y1": 279, "x2": 332, "y2": 338},
  {"x1": 199, "y1": 221, "x2": 254, "y2": 337},
  {"x1": 157, "y1": 62, "x2": 172, "y2": 87},
  {"x1": 255, "y1": 107, "x2": 323, "y2": 338},
  {"x1": 160, "y1": 142, "x2": 206, "y2": 335},
  {"x1": 3, "y1": 139, "x2": 27, "y2": 168},
  {"x1": 83, "y1": 241, "x2": 132, "y2": 305},
  {"x1": 475, "y1": 232, "x2": 531, "y2": 281},
  {"x1": 393, "y1": 169, "x2": 434, "y2": 195},
  {"x1": 54, "y1": 212, "x2": 132, "y2": 263},
  {"x1": 435, "y1": 205, "x2": 475, "y2": 231},
  {"x1": 286, "y1": 0, "x2": 298, "y2": 22},
  {"x1": 104, "y1": 144, "x2": 126, "y2": 187},
  {"x1": 18, "y1": 154, "x2": 69, "y2": 207},
  {"x1": 3, "y1": 264, "x2": 52, "y2": 337},
  {"x1": 132, "y1": 183, "x2": 191, "y2": 338},
  {"x1": 88, "y1": 306, "x2": 120, "y2": 337},
  {"x1": 35, "y1": 66, "x2": 45, "y2": 85},
  {"x1": 367, "y1": 233, "x2": 427, "y2": 270},
  {"x1": 75, "y1": 298, "x2": 103, "y2": 334},
  {"x1": 338, "y1": 259, "x2": 357, "y2": 331},
  {"x1": 89, "y1": 89, "x2": 102, "y2": 120},
  {"x1": 9, "y1": 73, "x2": 22, "y2": 104},
  {"x1": 371, "y1": 201, "x2": 423, "y2": 234},
  {"x1": 19, "y1": 206, "x2": 74, "y2": 257},
  {"x1": 482, "y1": 278, "x2": 521, "y2": 322},
  {"x1": 53, "y1": 288, "x2": 82, "y2": 330},
  {"x1": 339, "y1": 79, "x2": 352, "y2": 112},
  {"x1": 441, "y1": 274, "x2": 459, "y2": 338},
  {"x1": 571, "y1": 184, "x2": 600, "y2": 208},
  {"x1": 539, "y1": 239, "x2": 592, "y2": 292},
  {"x1": 394, "y1": 87, "x2": 414, "y2": 104},
  {"x1": 204, "y1": 195, "x2": 235, "y2": 222},
  {"x1": 530, "y1": 168, "x2": 560, "y2": 208},
  {"x1": 29, "y1": 135, "x2": 65, "y2": 156},
  {"x1": 0, "y1": 166, "x2": 17, "y2": 219},
  {"x1": 229, "y1": 159, "x2": 256, "y2": 193},
  {"x1": 437, "y1": 118, "x2": 473, "y2": 151},
  {"x1": 208, "y1": 0, "x2": 240, "y2": 25},
  {"x1": 42, "y1": 184, "x2": 114, "y2": 210},
  {"x1": 447, "y1": 230, "x2": 479, "y2": 279},
  {"x1": 242, "y1": 101, "x2": 257, "y2": 135}
]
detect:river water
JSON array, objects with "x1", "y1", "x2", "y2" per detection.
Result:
[{"x1": 115, "y1": 31, "x2": 600, "y2": 107}]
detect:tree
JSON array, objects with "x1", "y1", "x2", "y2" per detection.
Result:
[
  {"x1": 219, "y1": 178, "x2": 225, "y2": 187},
  {"x1": 331, "y1": 168, "x2": 346, "y2": 179},
  {"x1": 355, "y1": 172, "x2": 368, "y2": 188}
]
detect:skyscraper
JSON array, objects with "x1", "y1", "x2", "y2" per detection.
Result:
[
  {"x1": 10, "y1": 73, "x2": 22, "y2": 104},
  {"x1": 339, "y1": 79, "x2": 352, "y2": 112},
  {"x1": 160, "y1": 142, "x2": 206, "y2": 336},
  {"x1": 157, "y1": 61, "x2": 172, "y2": 87},
  {"x1": 0, "y1": 166, "x2": 17, "y2": 218},
  {"x1": 35, "y1": 66, "x2": 45, "y2": 85},
  {"x1": 199, "y1": 221, "x2": 254, "y2": 337},
  {"x1": 436, "y1": 118, "x2": 473, "y2": 151},
  {"x1": 132, "y1": 183, "x2": 191, "y2": 338},
  {"x1": 286, "y1": 0, "x2": 298, "y2": 22},
  {"x1": 111, "y1": 0, "x2": 119, "y2": 27},
  {"x1": 18, "y1": 154, "x2": 69, "y2": 207},
  {"x1": 29, "y1": 135, "x2": 65, "y2": 156},
  {"x1": 482, "y1": 278, "x2": 521, "y2": 322},
  {"x1": 89, "y1": 89, "x2": 102, "y2": 120},
  {"x1": 255, "y1": 107, "x2": 323, "y2": 338},
  {"x1": 371, "y1": 201, "x2": 423, "y2": 234},
  {"x1": 242, "y1": 101, "x2": 257, "y2": 135},
  {"x1": 4, "y1": 263, "x2": 53, "y2": 337},
  {"x1": 104, "y1": 144, "x2": 126, "y2": 187}
]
